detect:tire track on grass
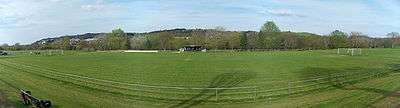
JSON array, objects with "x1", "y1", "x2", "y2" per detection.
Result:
[
  {"x1": 1, "y1": 60, "x2": 265, "y2": 103},
  {"x1": 2, "y1": 59, "x2": 252, "y2": 90},
  {"x1": 0, "y1": 60, "x2": 374, "y2": 104},
  {"x1": 0, "y1": 60, "x2": 189, "y2": 103},
  {"x1": 1, "y1": 60, "x2": 269, "y2": 104},
  {"x1": 1, "y1": 59, "x2": 259, "y2": 103},
  {"x1": 3, "y1": 59, "x2": 393, "y2": 105},
  {"x1": 0, "y1": 65, "x2": 140, "y2": 108}
]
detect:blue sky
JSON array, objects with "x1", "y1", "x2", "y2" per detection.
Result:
[{"x1": 0, "y1": 0, "x2": 399, "y2": 44}]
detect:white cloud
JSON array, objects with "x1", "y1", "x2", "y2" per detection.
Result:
[
  {"x1": 81, "y1": 4, "x2": 105, "y2": 11},
  {"x1": 49, "y1": 0, "x2": 64, "y2": 2},
  {"x1": 0, "y1": 0, "x2": 38, "y2": 28},
  {"x1": 265, "y1": 9, "x2": 306, "y2": 17}
]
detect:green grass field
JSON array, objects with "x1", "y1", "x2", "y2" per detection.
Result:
[{"x1": 1, "y1": 49, "x2": 400, "y2": 108}]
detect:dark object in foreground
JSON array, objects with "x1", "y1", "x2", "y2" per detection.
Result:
[
  {"x1": 0, "y1": 50, "x2": 7, "y2": 55},
  {"x1": 20, "y1": 90, "x2": 51, "y2": 108}
]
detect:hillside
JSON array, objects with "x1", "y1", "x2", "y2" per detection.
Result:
[{"x1": 32, "y1": 28, "x2": 243, "y2": 45}]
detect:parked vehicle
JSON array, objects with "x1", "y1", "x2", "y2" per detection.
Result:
[{"x1": 0, "y1": 50, "x2": 8, "y2": 55}]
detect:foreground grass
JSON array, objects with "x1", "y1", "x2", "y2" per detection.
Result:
[{"x1": 0, "y1": 49, "x2": 400, "y2": 108}]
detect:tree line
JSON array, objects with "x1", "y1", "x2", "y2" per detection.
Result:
[{"x1": 1, "y1": 21, "x2": 400, "y2": 51}]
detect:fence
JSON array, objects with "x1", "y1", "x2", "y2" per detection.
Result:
[
  {"x1": 0, "y1": 59, "x2": 395, "y2": 104},
  {"x1": 6, "y1": 50, "x2": 64, "y2": 56}
]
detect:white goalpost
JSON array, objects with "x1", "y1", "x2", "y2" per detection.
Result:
[
  {"x1": 337, "y1": 48, "x2": 362, "y2": 56},
  {"x1": 46, "y1": 50, "x2": 65, "y2": 56},
  {"x1": 27, "y1": 50, "x2": 65, "y2": 56}
]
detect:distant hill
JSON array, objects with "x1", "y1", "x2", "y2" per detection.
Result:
[
  {"x1": 32, "y1": 28, "x2": 253, "y2": 45},
  {"x1": 33, "y1": 33, "x2": 107, "y2": 45}
]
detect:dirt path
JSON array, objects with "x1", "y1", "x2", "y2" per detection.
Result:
[
  {"x1": 0, "y1": 91, "x2": 16, "y2": 108},
  {"x1": 369, "y1": 89, "x2": 400, "y2": 108}
]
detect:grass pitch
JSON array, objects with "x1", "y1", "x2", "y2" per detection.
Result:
[{"x1": 1, "y1": 49, "x2": 400, "y2": 108}]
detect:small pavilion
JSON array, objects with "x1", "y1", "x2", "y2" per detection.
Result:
[{"x1": 181, "y1": 45, "x2": 204, "y2": 52}]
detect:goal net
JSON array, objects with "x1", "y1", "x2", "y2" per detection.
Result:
[
  {"x1": 33, "y1": 50, "x2": 65, "y2": 56},
  {"x1": 337, "y1": 48, "x2": 362, "y2": 56}
]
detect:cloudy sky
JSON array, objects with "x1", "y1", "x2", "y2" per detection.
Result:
[{"x1": 0, "y1": 0, "x2": 399, "y2": 44}]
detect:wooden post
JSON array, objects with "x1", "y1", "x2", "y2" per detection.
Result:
[
  {"x1": 215, "y1": 88, "x2": 219, "y2": 103},
  {"x1": 351, "y1": 49, "x2": 354, "y2": 56},
  {"x1": 376, "y1": 72, "x2": 379, "y2": 78},
  {"x1": 288, "y1": 81, "x2": 291, "y2": 97},
  {"x1": 254, "y1": 87, "x2": 257, "y2": 102},
  {"x1": 336, "y1": 74, "x2": 339, "y2": 85},
  {"x1": 342, "y1": 73, "x2": 345, "y2": 85}
]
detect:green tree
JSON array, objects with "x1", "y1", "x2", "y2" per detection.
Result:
[
  {"x1": 258, "y1": 21, "x2": 281, "y2": 49},
  {"x1": 281, "y1": 32, "x2": 297, "y2": 49},
  {"x1": 329, "y1": 30, "x2": 348, "y2": 48},
  {"x1": 76, "y1": 39, "x2": 87, "y2": 50},
  {"x1": 260, "y1": 21, "x2": 281, "y2": 33},
  {"x1": 1, "y1": 44, "x2": 8, "y2": 49},
  {"x1": 170, "y1": 38, "x2": 188, "y2": 50},
  {"x1": 220, "y1": 32, "x2": 240, "y2": 50},
  {"x1": 129, "y1": 37, "x2": 145, "y2": 49},
  {"x1": 13, "y1": 43, "x2": 23, "y2": 50},
  {"x1": 240, "y1": 32, "x2": 249, "y2": 50},
  {"x1": 246, "y1": 32, "x2": 258, "y2": 49},
  {"x1": 383, "y1": 38, "x2": 393, "y2": 48},
  {"x1": 256, "y1": 32, "x2": 266, "y2": 49},
  {"x1": 205, "y1": 27, "x2": 226, "y2": 49},
  {"x1": 60, "y1": 37, "x2": 71, "y2": 50},
  {"x1": 144, "y1": 36, "x2": 152, "y2": 49},
  {"x1": 106, "y1": 28, "x2": 130, "y2": 50},
  {"x1": 190, "y1": 31, "x2": 206, "y2": 46},
  {"x1": 303, "y1": 35, "x2": 315, "y2": 49},
  {"x1": 95, "y1": 38, "x2": 107, "y2": 50}
]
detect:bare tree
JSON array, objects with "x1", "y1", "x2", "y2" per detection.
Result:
[
  {"x1": 281, "y1": 33, "x2": 297, "y2": 49},
  {"x1": 349, "y1": 32, "x2": 369, "y2": 48},
  {"x1": 387, "y1": 32, "x2": 400, "y2": 48},
  {"x1": 204, "y1": 26, "x2": 227, "y2": 49},
  {"x1": 158, "y1": 32, "x2": 173, "y2": 50}
]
